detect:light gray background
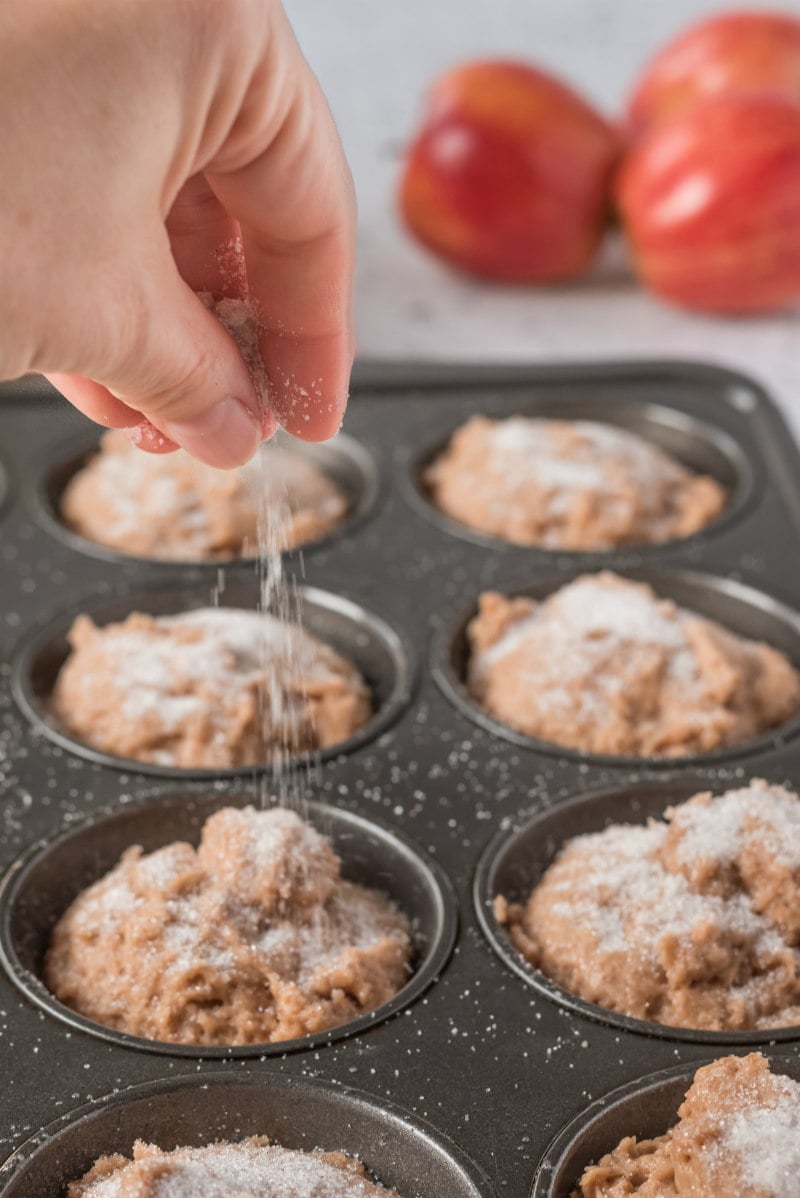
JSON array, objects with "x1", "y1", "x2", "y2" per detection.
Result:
[{"x1": 287, "y1": 0, "x2": 800, "y2": 430}]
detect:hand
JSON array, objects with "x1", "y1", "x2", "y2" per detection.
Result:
[{"x1": 0, "y1": 0, "x2": 355, "y2": 466}]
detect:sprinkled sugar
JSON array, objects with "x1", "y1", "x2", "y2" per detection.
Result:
[
  {"x1": 75, "y1": 1139, "x2": 397, "y2": 1197},
  {"x1": 724, "y1": 1083, "x2": 800, "y2": 1197}
]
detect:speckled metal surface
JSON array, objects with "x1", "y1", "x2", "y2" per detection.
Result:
[{"x1": 0, "y1": 361, "x2": 799, "y2": 1198}]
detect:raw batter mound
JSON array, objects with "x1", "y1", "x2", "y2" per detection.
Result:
[
  {"x1": 69, "y1": 1136, "x2": 399, "y2": 1196},
  {"x1": 425, "y1": 416, "x2": 726, "y2": 549},
  {"x1": 50, "y1": 607, "x2": 372, "y2": 768},
  {"x1": 47, "y1": 806, "x2": 412, "y2": 1046},
  {"x1": 467, "y1": 572, "x2": 800, "y2": 757},
  {"x1": 61, "y1": 430, "x2": 348, "y2": 559},
  {"x1": 574, "y1": 1054, "x2": 800, "y2": 1197},
  {"x1": 500, "y1": 781, "x2": 800, "y2": 1031}
]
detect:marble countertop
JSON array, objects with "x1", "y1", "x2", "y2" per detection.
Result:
[{"x1": 287, "y1": 0, "x2": 800, "y2": 434}]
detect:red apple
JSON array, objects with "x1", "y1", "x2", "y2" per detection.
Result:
[
  {"x1": 398, "y1": 60, "x2": 621, "y2": 282},
  {"x1": 628, "y1": 10, "x2": 800, "y2": 135},
  {"x1": 616, "y1": 91, "x2": 800, "y2": 314}
]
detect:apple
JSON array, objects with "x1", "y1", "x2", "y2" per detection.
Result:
[
  {"x1": 398, "y1": 60, "x2": 621, "y2": 282},
  {"x1": 616, "y1": 90, "x2": 800, "y2": 314},
  {"x1": 628, "y1": 10, "x2": 800, "y2": 135}
]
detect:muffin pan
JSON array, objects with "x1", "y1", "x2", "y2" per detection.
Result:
[{"x1": 1, "y1": 360, "x2": 800, "y2": 1197}]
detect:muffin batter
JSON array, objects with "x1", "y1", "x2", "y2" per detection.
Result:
[
  {"x1": 69, "y1": 1137, "x2": 398, "y2": 1196},
  {"x1": 47, "y1": 806, "x2": 412, "y2": 1046},
  {"x1": 575, "y1": 1054, "x2": 800, "y2": 1197},
  {"x1": 61, "y1": 431, "x2": 348, "y2": 560},
  {"x1": 468, "y1": 572, "x2": 800, "y2": 757},
  {"x1": 500, "y1": 781, "x2": 800, "y2": 1031},
  {"x1": 50, "y1": 606, "x2": 372, "y2": 768},
  {"x1": 425, "y1": 416, "x2": 726, "y2": 549}
]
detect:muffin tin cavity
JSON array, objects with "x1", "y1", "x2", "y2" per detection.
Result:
[
  {"x1": 475, "y1": 778, "x2": 800, "y2": 1044},
  {"x1": 0, "y1": 791, "x2": 456, "y2": 1056},
  {"x1": 30, "y1": 429, "x2": 381, "y2": 565},
  {"x1": 531, "y1": 1054, "x2": 800, "y2": 1198},
  {"x1": 435, "y1": 566, "x2": 800, "y2": 767},
  {"x1": 0, "y1": 1072, "x2": 493, "y2": 1197},
  {"x1": 406, "y1": 399, "x2": 754, "y2": 555},
  {"x1": 12, "y1": 578, "x2": 415, "y2": 777}
]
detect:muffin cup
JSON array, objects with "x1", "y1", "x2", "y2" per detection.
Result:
[
  {"x1": 475, "y1": 777, "x2": 800, "y2": 1044},
  {"x1": 0, "y1": 1072, "x2": 494, "y2": 1197},
  {"x1": 28, "y1": 429, "x2": 381, "y2": 566},
  {"x1": 12, "y1": 578, "x2": 416, "y2": 777},
  {"x1": 434, "y1": 566, "x2": 800, "y2": 768},
  {"x1": 0, "y1": 789, "x2": 456, "y2": 1056},
  {"x1": 404, "y1": 399, "x2": 755, "y2": 556},
  {"x1": 531, "y1": 1053, "x2": 800, "y2": 1197}
]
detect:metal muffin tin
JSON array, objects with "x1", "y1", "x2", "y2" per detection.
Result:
[{"x1": 0, "y1": 360, "x2": 800, "y2": 1197}]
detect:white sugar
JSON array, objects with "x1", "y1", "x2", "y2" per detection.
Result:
[
  {"x1": 487, "y1": 418, "x2": 684, "y2": 493},
  {"x1": 489, "y1": 419, "x2": 607, "y2": 489},
  {"x1": 672, "y1": 781, "x2": 800, "y2": 871},
  {"x1": 199, "y1": 294, "x2": 268, "y2": 409},
  {"x1": 553, "y1": 789, "x2": 796, "y2": 961},
  {"x1": 104, "y1": 606, "x2": 346, "y2": 739},
  {"x1": 478, "y1": 613, "x2": 541, "y2": 670},
  {"x1": 724, "y1": 1082, "x2": 800, "y2": 1197},
  {"x1": 477, "y1": 574, "x2": 687, "y2": 676},
  {"x1": 71, "y1": 808, "x2": 408, "y2": 987},
  {"x1": 550, "y1": 576, "x2": 683, "y2": 646},
  {"x1": 80, "y1": 1140, "x2": 392, "y2": 1197}
]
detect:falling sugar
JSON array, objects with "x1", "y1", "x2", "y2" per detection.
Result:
[{"x1": 201, "y1": 292, "x2": 318, "y2": 811}]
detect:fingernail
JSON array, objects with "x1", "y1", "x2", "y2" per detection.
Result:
[
  {"x1": 126, "y1": 420, "x2": 179, "y2": 454},
  {"x1": 164, "y1": 398, "x2": 261, "y2": 468}
]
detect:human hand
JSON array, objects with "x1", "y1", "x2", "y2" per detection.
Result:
[{"x1": 0, "y1": 0, "x2": 355, "y2": 467}]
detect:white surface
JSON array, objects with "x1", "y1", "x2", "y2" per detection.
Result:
[{"x1": 286, "y1": 0, "x2": 800, "y2": 432}]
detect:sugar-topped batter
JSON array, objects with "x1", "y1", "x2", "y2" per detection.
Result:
[
  {"x1": 574, "y1": 1054, "x2": 800, "y2": 1197},
  {"x1": 51, "y1": 607, "x2": 372, "y2": 767},
  {"x1": 69, "y1": 1137, "x2": 399, "y2": 1196},
  {"x1": 61, "y1": 431, "x2": 348, "y2": 560},
  {"x1": 425, "y1": 416, "x2": 726, "y2": 549},
  {"x1": 499, "y1": 781, "x2": 800, "y2": 1031},
  {"x1": 47, "y1": 806, "x2": 411, "y2": 1046},
  {"x1": 468, "y1": 572, "x2": 800, "y2": 757}
]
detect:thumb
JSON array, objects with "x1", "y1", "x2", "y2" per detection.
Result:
[{"x1": 104, "y1": 263, "x2": 267, "y2": 469}]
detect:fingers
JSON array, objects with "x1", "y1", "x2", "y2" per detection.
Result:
[
  {"x1": 96, "y1": 260, "x2": 265, "y2": 469},
  {"x1": 207, "y1": 6, "x2": 356, "y2": 442},
  {"x1": 44, "y1": 1, "x2": 355, "y2": 465},
  {"x1": 166, "y1": 174, "x2": 244, "y2": 299},
  {"x1": 45, "y1": 375, "x2": 181, "y2": 454},
  {"x1": 45, "y1": 374, "x2": 141, "y2": 428},
  {"x1": 50, "y1": 173, "x2": 284, "y2": 468}
]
